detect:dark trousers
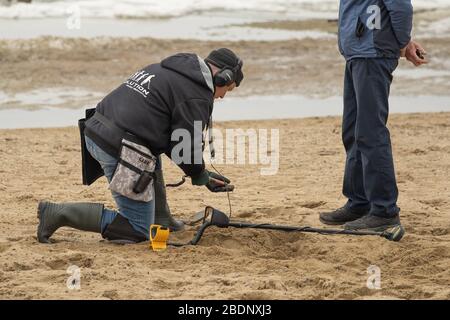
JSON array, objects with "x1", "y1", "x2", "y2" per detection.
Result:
[{"x1": 342, "y1": 58, "x2": 400, "y2": 218}]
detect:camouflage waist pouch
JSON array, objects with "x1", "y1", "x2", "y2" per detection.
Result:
[{"x1": 109, "y1": 138, "x2": 157, "y2": 202}]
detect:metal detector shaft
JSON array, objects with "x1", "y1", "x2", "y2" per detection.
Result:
[
  {"x1": 168, "y1": 207, "x2": 405, "y2": 247},
  {"x1": 168, "y1": 222, "x2": 212, "y2": 247},
  {"x1": 228, "y1": 222, "x2": 383, "y2": 237}
]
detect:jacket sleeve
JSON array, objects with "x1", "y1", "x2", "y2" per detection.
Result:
[
  {"x1": 382, "y1": 0, "x2": 413, "y2": 49},
  {"x1": 166, "y1": 98, "x2": 212, "y2": 177}
]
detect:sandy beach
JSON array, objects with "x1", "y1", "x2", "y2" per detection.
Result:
[
  {"x1": 0, "y1": 113, "x2": 449, "y2": 299},
  {"x1": 1, "y1": 0, "x2": 450, "y2": 301}
]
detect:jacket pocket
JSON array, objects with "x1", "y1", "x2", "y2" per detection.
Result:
[
  {"x1": 386, "y1": 59, "x2": 399, "y2": 83},
  {"x1": 355, "y1": 16, "x2": 366, "y2": 38}
]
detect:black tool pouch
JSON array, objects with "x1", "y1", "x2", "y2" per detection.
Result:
[{"x1": 79, "y1": 108, "x2": 104, "y2": 186}]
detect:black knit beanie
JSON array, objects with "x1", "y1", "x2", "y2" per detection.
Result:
[{"x1": 205, "y1": 48, "x2": 244, "y2": 87}]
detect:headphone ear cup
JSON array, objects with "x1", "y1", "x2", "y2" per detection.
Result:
[{"x1": 214, "y1": 69, "x2": 234, "y2": 87}]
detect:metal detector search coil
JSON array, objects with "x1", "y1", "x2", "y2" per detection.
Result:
[{"x1": 149, "y1": 225, "x2": 170, "y2": 251}]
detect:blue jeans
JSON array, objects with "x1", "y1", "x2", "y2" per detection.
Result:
[
  {"x1": 85, "y1": 135, "x2": 160, "y2": 239},
  {"x1": 342, "y1": 58, "x2": 400, "y2": 218}
]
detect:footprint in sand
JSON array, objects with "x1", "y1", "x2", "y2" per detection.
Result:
[
  {"x1": 222, "y1": 238, "x2": 245, "y2": 250},
  {"x1": 3, "y1": 262, "x2": 34, "y2": 272},
  {"x1": 396, "y1": 171, "x2": 415, "y2": 184},
  {"x1": 318, "y1": 150, "x2": 339, "y2": 156},
  {"x1": 297, "y1": 201, "x2": 327, "y2": 209},
  {"x1": 431, "y1": 228, "x2": 450, "y2": 236},
  {"x1": 0, "y1": 243, "x2": 12, "y2": 254},
  {"x1": 410, "y1": 148, "x2": 427, "y2": 155},
  {"x1": 419, "y1": 199, "x2": 447, "y2": 209},
  {"x1": 237, "y1": 211, "x2": 255, "y2": 218},
  {"x1": 237, "y1": 291, "x2": 271, "y2": 300},
  {"x1": 45, "y1": 253, "x2": 94, "y2": 270},
  {"x1": 102, "y1": 290, "x2": 119, "y2": 300},
  {"x1": 15, "y1": 194, "x2": 37, "y2": 201}
]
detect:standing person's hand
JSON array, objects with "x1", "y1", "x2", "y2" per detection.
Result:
[{"x1": 401, "y1": 40, "x2": 428, "y2": 67}]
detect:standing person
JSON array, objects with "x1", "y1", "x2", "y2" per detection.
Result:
[
  {"x1": 320, "y1": 0, "x2": 427, "y2": 230},
  {"x1": 37, "y1": 48, "x2": 243, "y2": 243}
]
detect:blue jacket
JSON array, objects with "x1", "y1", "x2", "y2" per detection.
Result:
[{"x1": 338, "y1": 0, "x2": 413, "y2": 60}]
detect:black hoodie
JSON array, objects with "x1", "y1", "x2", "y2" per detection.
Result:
[{"x1": 84, "y1": 53, "x2": 215, "y2": 177}]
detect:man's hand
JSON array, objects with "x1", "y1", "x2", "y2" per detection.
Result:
[
  {"x1": 191, "y1": 170, "x2": 234, "y2": 193},
  {"x1": 402, "y1": 40, "x2": 428, "y2": 67},
  {"x1": 206, "y1": 172, "x2": 234, "y2": 193}
]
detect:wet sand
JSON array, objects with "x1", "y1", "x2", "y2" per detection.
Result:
[
  {"x1": 0, "y1": 113, "x2": 449, "y2": 299},
  {"x1": 1, "y1": 34, "x2": 450, "y2": 111}
]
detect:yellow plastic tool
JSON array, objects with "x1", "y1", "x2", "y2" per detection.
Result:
[{"x1": 149, "y1": 225, "x2": 170, "y2": 251}]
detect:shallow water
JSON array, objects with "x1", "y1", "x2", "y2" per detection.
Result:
[
  {"x1": 0, "y1": 0, "x2": 338, "y2": 20},
  {"x1": 1, "y1": 95, "x2": 449, "y2": 129},
  {"x1": 214, "y1": 95, "x2": 450, "y2": 120},
  {"x1": 0, "y1": 0, "x2": 446, "y2": 20},
  {"x1": 394, "y1": 64, "x2": 450, "y2": 78},
  {"x1": 1, "y1": 0, "x2": 448, "y2": 41},
  {"x1": 0, "y1": 12, "x2": 334, "y2": 41},
  {"x1": 0, "y1": 87, "x2": 103, "y2": 109}
]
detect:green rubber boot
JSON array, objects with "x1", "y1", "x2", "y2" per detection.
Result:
[
  {"x1": 37, "y1": 201, "x2": 103, "y2": 243},
  {"x1": 154, "y1": 169, "x2": 185, "y2": 232}
]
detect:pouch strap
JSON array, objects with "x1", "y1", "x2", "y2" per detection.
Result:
[
  {"x1": 93, "y1": 111, "x2": 126, "y2": 137},
  {"x1": 93, "y1": 111, "x2": 155, "y2": 155}
]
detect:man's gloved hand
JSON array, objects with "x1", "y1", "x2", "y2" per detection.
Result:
[
  {"x1": 191, "y1": 170, "x2": 235, "y2": 193},
  {"x1": 206, "y1": 172, "x2": 234, "y2": 193}
]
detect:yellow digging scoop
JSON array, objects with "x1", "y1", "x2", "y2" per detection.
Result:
[{"x1": 149, "y1": 225, "x2": 170, "y2": 251}]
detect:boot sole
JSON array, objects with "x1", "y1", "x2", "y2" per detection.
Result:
[
  {"x1": 344, "y1": 223, "x2": 401, "y2": 233},
  {"x1": 37, "y1": 201, "x2": 51, "y2": 244}
]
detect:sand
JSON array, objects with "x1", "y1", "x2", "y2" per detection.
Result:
[
  {"x1": 1, "y1": 113, "x2": 449, "y2": 300},
  {"x1": 1, "y1": 10, "x2": 450, "y2": 300}
]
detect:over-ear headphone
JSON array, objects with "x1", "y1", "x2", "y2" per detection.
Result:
[
  {"x1": 208, "y1": 59, "x2": 243, "y2": 87},
  {"x1": 214, "y1": 68, "x2": 235, "y2": 87}
]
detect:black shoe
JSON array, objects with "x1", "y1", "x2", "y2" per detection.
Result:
[
  {"x1": 319, "y1": 206, "x2": 369, "y2": 226},
  {"x1": 344, "y1": 214, "x2": 401, "y2": 232}
]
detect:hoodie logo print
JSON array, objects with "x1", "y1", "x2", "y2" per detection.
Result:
[
  {"x1": 141, "y1": 75, "x2": 156, "y2": 89},
  {"x1": 124, "y1": 70, "x2": 156, "y2": 98}
]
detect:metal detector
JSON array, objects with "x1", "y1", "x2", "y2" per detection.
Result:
[{"x1": 169, "y1": 206, "x2": 405, "y2": 247}]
